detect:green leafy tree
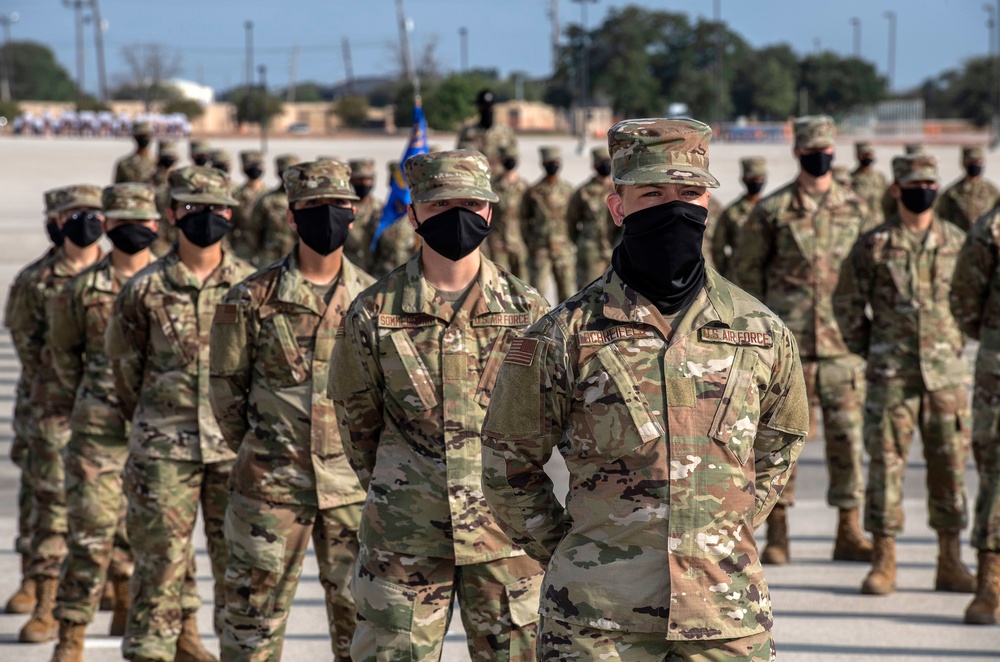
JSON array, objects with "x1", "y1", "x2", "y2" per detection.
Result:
[
  {"x1": 231, "y1": 88, "x2": 284, "y2": 128},
  {"x1": 335, "y1": 95, "x2": 369, "y2": 128},
  {"x1": 732, "y1": 45, "x2": 798, "y2": 119},
  {"x1": 798, "y1": 52, "x2": 888, "y2": 116},
  {"x1": 2, "y1": 40, "x2": 76, "y2": 101},
  {"x1": 916, "y1": 56, "x2": 996, "y2": 127}
]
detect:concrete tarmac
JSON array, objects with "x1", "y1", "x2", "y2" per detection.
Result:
[{"x1": 0, "y1": 134, "x2": 996, "y2": 660}]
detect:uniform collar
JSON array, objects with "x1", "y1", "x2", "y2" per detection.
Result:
[
  {"x1": 790, "y1": 178, "x2": 851, "y2": 213},
  {"x1": 885, "y1": 213, "x2": 947, "y2": 251},
  {"x1": 161, "y1": 247, "x2": 242, "y2": 291},
  {"x1": 274, "y1": 246, "x2": 366, "y2": 315},
  {"x1": 401, "y1": 250, "x2": 505, "y2": 319}
]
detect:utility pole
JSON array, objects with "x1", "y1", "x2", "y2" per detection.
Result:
[
  {"x1": 91, "y1": 0, "x2": 107, "y2": 101},
  {"x1": 459, "y1": 27, "x2": 468, "y2": 72},
  {"x1": 287, "y1": 45, "x2": 299, "y2": 103},
  {"x1": 550, "y1": 0, "x2": 559, "y2": 74},
  {"x1": 63, "y1": 0, "x2": 89, "y2": 106},
  {"x1": 714, "y1": 0, "x2": 724, "y2": 130},
  {"x1": 850, "y1": 17, "x2": 860, "y2": 58},
  {"x1": 0, "y1": 11, "x2": 19, "y2": 102},
  {"x1": 342, "y1": 37, "x2": 355, "y2": 96},
  {"x1": 571, "y1": 0, "x2": 598, "y2": 152},
  {"x1": 395, "y1": 0, "x2": 414, "y2": 90},
  {"x1": 244, "y1": 21, "x2": 253, "y2": 94},
  {"x1": 884, "y1": 10, "x2": 896, "y2": 92},
  {"x1": 258, "y1": 64, "x2": 267, "y2": 154}
]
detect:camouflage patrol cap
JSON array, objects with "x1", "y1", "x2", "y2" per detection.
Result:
[
  {"x1": 962, "y1": 145, "x2": 985, "y2": 162},
  {"x1": 905, "y1": 142, "x2": 927, "y2": 155},
  {"x1": 404, "y1": 149, "x2": 499, "y2": 203},
  {"x1": 349, "y1": 158, "x2": 377, "y2": 179},
  {"x1": 893, "y1": 154, "x2": 938, "y2": 184},
  {"x1": 539, "y1": 146, "x2": 561, "y2": 163},
  {"x1": 591, "y1": 146, "x2": 611, "y2": 163},
  {"x1": 282, "y1": 159, "x2": 359, "y2": 204},
  {"x1": 832, "y1": 165, "x2": 852, "y2": 188},
  {"x1": 498, "y1": 144, "x2": 519, "y2": 159},
  {"x1": 741, "y1": 157, "x2": 767, "y2": 179},
  {"x1": 793, "y1": 115, "x2": 835, "y2": 149},
  {"x1": 132, "y1": 120, "x2": 152, "y2": 136},
  {"x1": 210, "y1": 149, "x2": 231, "y2": 167},
  {"x1": 189, "y1": 140, "x2": 211, "y2": 157},
  {"x1": 168, "y1": 166, "x2": 239, "y2": 206},
  {"x1": 607, "y1": 117, "x2": 720, "y2": 188},
  {"x1": 158, "y1": 139, "x2": 179, "y2": 159},
  {"x1": 55, "y1": 184, "x2": 104, "y2": 213},
  {"x1": 102, "y1": 183, "x2": 160, "y2": 220},
  {"x1": 44, "y1": 187, "x2": 66, "y2": 219},
  {"x1": 855, "y1": 141, "x2": 875, "y2": 158},
  {"x1": 240, "y1": 150, "x2": 264, "y2": 168},
  {"x1": 275, "y1": 154, "x2": 300, "y2": 175}
]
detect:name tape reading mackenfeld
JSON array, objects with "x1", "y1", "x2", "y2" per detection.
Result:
[{"x1": 699, "y1": 327, "x2": 773, "y2": 348}]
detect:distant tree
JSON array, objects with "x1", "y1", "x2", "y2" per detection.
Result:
[
  {"x1": 914, "y1": 56, "x2": 995, "y2": 127},
  {"x1": 231, "y1": 88, "x2": 283, "y2": 128},
  {"x1": 798, "y1": 52, "x2": 888, "y2": 116},
  {"x1": 284, "y1": 81, "x2": 326, "y2": 103},
  {"x1": 162, "y1": 98, "x2": 204, "y2": 120},
  {"x1": 335, "y1": 95, "x2": 369, "y2": 128},
  {"x1": 2, "y1": 40, "x2": 76, "y2": 101},
  {"x1": 732, "y1": 45, "x2": 799, "y2": 119},
  {"x1": 118, "y1": 43, "x2": 183, "y2": 111},
  {"x1": 0, "y1": 100, "x2": 20, "y2": 120}
]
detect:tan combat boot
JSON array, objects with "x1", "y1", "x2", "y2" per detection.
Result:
[
  {"x1": 19, "y1": 577, "x2": 60, "y2": 642},
  {"x1": 833, "y1": 508, "x2": 874, "y2": 562},
  {"x1": 761, "y1": 505, "x2": 789, "y2": 565},
  {"x1": 964, "y1": 551, "x2": 1000, "y2": 624},
  {"x1": 109, "y1": 577, "x2": 131, "y2": 637},
  {"x1": 49, "y1": 621, "x2": 86, "y2": 662},
  {"x1": 934, "y1": 530, "x2": 976, "y2": 593},
  {"x1": 174, "y1": 613, "x2": 218, "y2": 662},
  {"x1": 5, "y1": 557, "x2": 37, "y2": 614},
  {"x1": 861, "y1": 534, "x2": 896, "y2": 595}
]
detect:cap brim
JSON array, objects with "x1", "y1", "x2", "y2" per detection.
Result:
[
  {"x1": 896, "y1": 173, "x2": 938, "y2": 184},
  {"x1": 613, "y1": 165, "x2": 720, "y2": 189},
  {"x1": 104, "y1": 210, "x2": 161, "y2": 220},
  {"x1": 411, "y1": 186, "x2": 500, "y2": 203},
  {"x1": 171, "y1": 191, "x2": 240, "y2": 206},
  {"x1": 292, "y1": 191, "x2": 360, "y2": 203},
  {"x1": 797, "y1": 139, "x2": 835, "y2": 149},
  {"x1": 55, "y1": 201, "x2": 103, "y2": 213}
]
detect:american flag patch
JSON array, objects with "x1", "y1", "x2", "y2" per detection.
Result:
[{"x1": 504, "y1": 337, "x2": 538, "y2": 366}]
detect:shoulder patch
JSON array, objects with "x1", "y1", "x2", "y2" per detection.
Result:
[
  {"x1": 215, "y1": 303, "x2": 240, "y2": 325},
  {"x1": 577, "y1": 326, "x2": 656, "y2": 346},
  {"x1": 472, "y1": 312, "x2": 532, "y2": 327},
  {"x1": 504, "y1": 337, "x2": 539, "y2": 366},
  {"x1": 378, "y1": 313, "x2": 437, "y2": 328},
  {"x1": 699, "y1": 327, "x2": 773, "y2": 348}
]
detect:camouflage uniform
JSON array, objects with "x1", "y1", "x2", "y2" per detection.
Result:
[
  {"x1": 189, "y1": 140, "x2": 212, "y2": 167},
  {"x1": 106, "y1": 168, "x2": 255, "y2": 661},
  {"x1": 935, "y1": 146, "x2": 1000, "y2": 232},
  {"x1": 488, "y1": 146, "x2": 529, "y2": 278},
  {"x1": 210, "y1": 149, "x2": 231, "y2": 174},
  {"x1": 881, "y1": 143, "x2": 928, "y2": 220},
  {"x1": 734, "y1": 117, "x2": 872, "y2": 526},
  {"x1": 235, "y1": 154, "x2": 300, "y2": 266},
  {"x1": 456, "y1": 120, "x2": 517, "y2": 174},
  {"x1": 483, "y1": 119, "x2": 807, "y2": 660},
  {"x1": 851, "y1": 141, "x2": 887, "y2": 227},
  {"x1": 329, "y1": 150, "x2": 548, "y2": 661},
  {"x1": 702, "y1": 196, "x2": 724, "y2": 270},
  {"x1": 710, "y1": 157, "x2": 767, "y2": 279},
  {"x1": 567, "y1": 147, "x2": 616, "y2": 289},
  {"x1": 521, "y1": 146, "x2": 575, "y2": 302},
  {"x1": 151, "y1": 141, "x2": 181, "y2": 257},
  {"x1": 114, "y1": 122, "x2": 156, "y2": 184},
  {"x1": 210, "y1": 161, "x2": 375, "y2": 661},
  {"x1": 230, "y1": 150, "x2": 267, "y2": 260}
]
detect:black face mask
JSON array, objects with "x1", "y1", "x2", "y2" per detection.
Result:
[
  {"x1": 543, "y1": 162, "x2": 561, "y2": 177},
  {"x1": 46, "y1": 220, "x2": 64, "y2": 247},
  {"x1": 966, "y1": 164, "x2": 984, "y2": 178},
  {"x1": 502, "y1": 158, "x2": 518, "y2": 172},
  {"x1": 293, "y1": 205, "x2": 354, "y2": 256},
  {"x1": 192, "y1": 155, "x2": 210, "y2": 167},
  {"x1": 595, "y1": 162, "x2": 613, "y2": 178},
  {"x1": 859, "y1": 157, "x2": 875, "y2": 168},
  {"x1": 62, "y1": 211, "x2": 104, "y2": 248},
  {"x1": 414, "y1": 206, "x2": 492, "y2": 261},
  {"x1": 611, "y1": 201, "x2": 707, "y2": 315},
  {"x1": 745, "y1": 180, "x2": 765, "y2": 196},
  {"x1": 176, "y1": 210, "x2": 232, "y2": 247},
  {"x1": 244, "y1": 166, "x2": 263, "y2": 181},
  {"x1": 215, "y1": 164, "x2": 229, "y2": 174},
  {"x1": 799, "y1": 151, "x2": 834, "y2": 178},
  {"x1": 899, "y1": 187, "x2": 937, "y2": 214},
  {"x1": 352, "y1": 183, "x2": 373, "y2": 200},
  {"x1": 135, "y1": 136, "x2": 151, "y2": 149},
  {"x1": 158, "y1": 156, "x2": 177, "y2": 169},
  {"x1": 107, "y1": 224, "x2": 157, "y2": 255}
]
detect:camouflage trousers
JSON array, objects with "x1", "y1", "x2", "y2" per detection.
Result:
[
  {"x1": 27, "y1": 415, "x2": 73, "y2": 579},
  {"x1": 537, "y1": 617, "x2": 775, "y2": 662},
  {"x1": 575, "y1": 246, "x2": 609, "y2": 291},
  {"x1": 487, "y1": 238, "x2": 527, "y2": 281},
  {"x1": 780, "y1": 355, "x2": 866, "y2": 509},
  {"x1": 350, "y1": 548, "x2": 543, "y2": 662},
  {"x1": 55, "y1": 432, "x2": 134, "y2": 624},
  {"x1": 863, "y1": 381, "x2": 971, "y2": 536},
  {"x1": 971, "y1": 349, "x2": 1000, "y2": 550},
  {"x1": 528, "y1": 244, "x2": 576, "y2": 304},
  {"x1": 12, "y1": 433, "x2": 33, "y2": 558},
  {"x1": 122, "y1": 455, "x2": 232, "y2": 662},
  {"x1": 220, "y1": 493, "x2": 362, "y2": 662}
]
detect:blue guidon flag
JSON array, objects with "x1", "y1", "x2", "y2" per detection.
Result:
[{"x1": 369, "y1": 97, "x2": 429, "y2": 251}]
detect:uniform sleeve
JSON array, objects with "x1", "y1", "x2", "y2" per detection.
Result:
[
  {"x1": 519, "y1": 192, "x2": 537, "y2": 248},
  {"x1": 935, "y1": 190, "x2": 958, "y2": 228},
  {"x1": 710, "y1": 208, "x2": 733, "y2": 276},
  {"x1": 209, "y1": 286, "x2": 256, "y2": 452},
  {"x1": 731, "y1": 203, "x2": 771, "y2": 299},
  {"x1": 243, "y1": 200, "x2": 266, "y2": 259},
  {"x1": 46, "y1": 283, "x2": 86, "y2": 401},
  {"x1": 950, "y1": 221, "x2": 997, "y2": 340},
  {"x1": 856, "y1": 198, "x2": 877, "y2": 234},
  {"x1": 105, "y1": 282, "x2": 148, "y2": 421},
  {"x1": 751, "y1": 325, "x2": 809, "y2": 527},
  {"x1": 328, "y1": 301, "x2": 385, "y2": 488},
  {"x1": 5, "y1": 281, "x2": 44, "y2": 374},
  {"x1": 832, "y1": 238, "x2": 873, "y2": 357},
  {"x1": 565, "y1": 190, "x2": 583, "y2": 244},
  {"x1": 481, "y1": 324, "x2": 571, "y2": 564}
]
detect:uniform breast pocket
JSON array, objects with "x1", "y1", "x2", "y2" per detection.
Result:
[
  {"x1": 84, "y1": 295, "x2": 116, "y2": 337},
  {"x1": 576, "y1": 344, "x2": 663, "y2": 461},
  {"x1": 152, "y1": 299, "x2": 197, "y2": 365},
  {"x1": 381, "y1": 329, "x2": 439, "y2": 419},
  {"x1": 710, "y1": 348, "x2": 762, "y2": 465},
  {"x1": 257, "y1": 313, "x2": 310, "y2": 388}
]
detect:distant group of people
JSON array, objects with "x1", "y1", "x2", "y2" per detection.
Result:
[
  {"x1": 2, "y1": 84, "x2": 999, "y2": 662},
  {"x1": 12, "y1": 111, "x2": 192, "y2": 139}
]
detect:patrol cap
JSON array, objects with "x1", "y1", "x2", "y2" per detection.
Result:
[
  {"x1": 741, "y1": 157, "x2": 767, "y2": 179},
  {"x1": 832, "y1": 165, "x2": 852, "y2": 188},
  {"x1": 476, "y1": 89, "x2": 496, "y2": 106},
  {"x1": 56, "y1": 184, "x2": 104, "y2": 213},
  {"x1": 275, "y1": 154, "x2": 300, "y2": 175},
  {"x1": 498, "y1": 144, "x2": 519, "y2": 160},
  {"x1": 793, "y1": 115, "x2": 835, "y2": 149},
  {"x1": 240, "y1": 150, "x2": 264, "y2": 168},
  {"x1": 893, "y1": 154, "x2": 938, "y2": 184},
  {"x1": 282, "y1": 160, "x2": 359, "y2": 204},
  {"x1": 591, "y1": 146, "x2": 611, "y2": 163},
  {"x1": 904, "y1": 142, "x2": 927, "y2": 155},
  {"x1": 855, "y1": 141, "x2": 875, "y2": 158},
  {"x1": 539, "y1": 146, "x2": 561, "y2": 163},
  {"x1": 962, "y1": 145, "x2": 985, "y2": 161},
  {"x1": 102, "y1": 183, "x2": 160, "y2": 220},
  {"x1": 349, "y1": 158, "x2": 377, "y2": 179},
  {"x1": 168, "y1": 166, "x2": 239, "y2": 206},
  {"x1": 44, "y1": 187, "x2": 66, "y2": 219},
  {"x1": 132, "y1": 120, "x2": 152, "y2": 136},
  {"x1": 607, "y1": 117, "x2": 721, "y2": 188},
  {"x1": 210, "y1": 149, "x2": 231, "y2": 167},
  {"x1": 189, "y1": 140, "x2": 211, "y2": 157},
  {"x1": 404, "y1": 149, "x2": 499, "y2": 203},
  {"x1": 158, "y1": 139, "x2": 179, "y2": 159}
]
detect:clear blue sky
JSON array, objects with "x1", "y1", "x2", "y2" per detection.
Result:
[{"x1": 0, "y1": 0, "x2": 991, "y2": 96}]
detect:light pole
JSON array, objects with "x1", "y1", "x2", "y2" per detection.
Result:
[
  {"x1": 459, "y1": 27, "x2": 468, "y2": 72},
  {"x1": 63, "y1": 0, "x2": 90, "y2": 106},
  {"x1": 0, "y1": 11, "x2": 19, "y2": 102},
  {"x1": 884, "y1": 10, "x2": 896, "y2": 92},
  {"x1": 714, "y1": 0, "x2": 724, "y2": 131},
  {"x1": 91, "y1": 0, "x2": 107, "y2": 101},
  {"x1": 244, "y1": 21, "x2": 253, "y2": 95},
  {"x1": 571, "y1": 0, "x2": 597, "y2": 151},
  {"x1": 850, "y1": 17, "x2": 860, "y2": 58},
  {"x1": 258, "y1": 64, "x2": 267, "y2": 154}
]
